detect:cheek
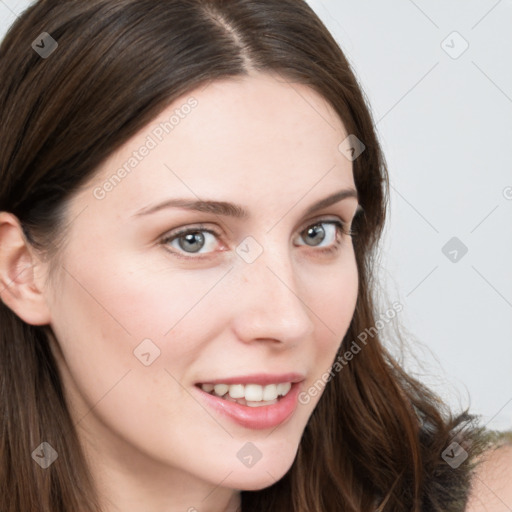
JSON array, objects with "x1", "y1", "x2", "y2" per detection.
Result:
[
  {"x1": 310, "y1": 250, "x2": 358, "y2": 341},
  {"x1": 48, "y1": 256, "x2": 226, "y2": 398},
  {"x1": 303, "y1": 252, "x2": 358, "y2": 397},
  {"x1": 47, "y1": 263, "x2": 214, "y2": 457}
]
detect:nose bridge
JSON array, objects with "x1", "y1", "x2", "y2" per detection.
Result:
[{"x1": 230, "y1": 240, "x2": 315, "y2": 344}]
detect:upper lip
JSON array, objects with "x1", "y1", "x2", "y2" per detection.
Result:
[{"x1": 196, "y1": 373, "x2": 305, "y2": 386}]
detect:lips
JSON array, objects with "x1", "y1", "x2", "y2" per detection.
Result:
[{"x1": 194, "y1": 373, "x2": 305, "y2": 429}]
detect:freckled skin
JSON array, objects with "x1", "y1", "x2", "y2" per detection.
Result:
[{"x1": 41, "y1": 71, "x2": 360, "y2": 512}]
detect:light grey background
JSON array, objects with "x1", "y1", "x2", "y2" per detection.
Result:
[
  {"x1": 1, "y1": 0, "x2": 511, "y2": 431},
  {"x1": 305, "y1": 0, "x2": 512, "y2": 432}
]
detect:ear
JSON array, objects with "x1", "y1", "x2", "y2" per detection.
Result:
[{"x1": 0, "y1": 212, "x2": 52, "y2": 325}]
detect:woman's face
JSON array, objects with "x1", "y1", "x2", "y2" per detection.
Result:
[{"x1": 42, "y1": 71, "x2": 359, "y2": 496}]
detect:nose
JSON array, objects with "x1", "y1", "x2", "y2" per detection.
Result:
[{"x1": 230, "y1": 246, "x2": 316, "y2": 347}]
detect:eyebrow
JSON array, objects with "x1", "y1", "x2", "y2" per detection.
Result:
[{"x1": 132, "y1": 188, "x2": 359, "y2": 219}]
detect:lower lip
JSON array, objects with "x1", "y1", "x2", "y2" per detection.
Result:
[{"x1": 195, "y1": 382, "x2": 301, "y2": 430}]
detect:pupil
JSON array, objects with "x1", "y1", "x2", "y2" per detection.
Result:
[
  {"x1": 180, "y1": 232, "x2": 204, "y2": 253},
  {"x1": 306, "y1": 224, "x2": 324, "y2": 246}
]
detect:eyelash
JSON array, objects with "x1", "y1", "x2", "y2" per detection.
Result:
[{"x1": 159, "y1": 218, "x2": 355, "y2": 261}]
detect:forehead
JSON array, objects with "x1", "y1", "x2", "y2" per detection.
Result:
[{"x1": 79, "y1": 71, "x2": 354, "y2": 218}]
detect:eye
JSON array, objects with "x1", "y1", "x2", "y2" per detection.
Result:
[
  {"x1": 160, "y1": 219, "x2": 354, "y2": 260},
  {"x1": 160, "y1": 225, "x2": 221, "y2": 258},
  {"x1": 295, "y1": 220, "x2": 350, "y2": 254}
]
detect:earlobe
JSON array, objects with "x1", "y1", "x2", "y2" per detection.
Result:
[{"x1": 0, "y1": 212, "x2": 52, "y2": 326}]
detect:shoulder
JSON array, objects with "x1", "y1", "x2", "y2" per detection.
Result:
[{"x1": 465, "y1": 439, "x2": 512, "y2": 512}]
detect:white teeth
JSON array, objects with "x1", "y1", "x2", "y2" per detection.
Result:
[
  {"x1": 228, "y1": 384, "x2": 245, "y2": 399},
  {"x1": 262, "y1": 384, "x2": 278, "y2": 401},
  {"x1": 277, "y1": 382, "x2": 291, "y2": 396},
  {"x1": 213, "y1": 383, "x2": 229, "y2": 397},
  {"x1": 244, "y1": 384, "x2": 263, "y2": 401},
  {"x1": 201, "y1": 381, "x2": 293, "y2": 402},
  {"x1": 246, "y1": 398, "x2": 278, "y2": 407}
]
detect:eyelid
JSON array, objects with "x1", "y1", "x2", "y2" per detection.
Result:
[
  {"x1": 160, "y1": 214, "x2": 351, "y2": 242},
  {"x1": 299, "y1": 213, "x2": 347, "y2": 229}
]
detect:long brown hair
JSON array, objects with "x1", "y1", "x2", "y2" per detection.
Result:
[{"x1": 0, "y1": 1, "x2": 492, "y2": 510}]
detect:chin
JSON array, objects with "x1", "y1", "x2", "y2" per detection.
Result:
[{"x1": 221, "y1": 455, "x2": 296, "y2": 491}]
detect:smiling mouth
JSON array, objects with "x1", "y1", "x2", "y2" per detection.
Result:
[{"x1": 197, "y1": 382, "x2": 292, "y2": 407}]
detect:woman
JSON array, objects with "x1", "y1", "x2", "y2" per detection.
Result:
[{"x1": 0, "y1": 1, "x2": 506, "y2": 511}]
